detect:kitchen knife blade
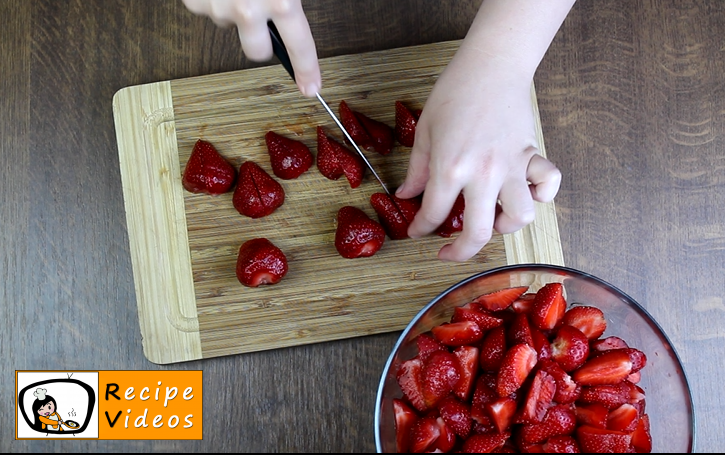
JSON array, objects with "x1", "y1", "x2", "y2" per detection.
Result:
[{"x1": 267, "y1": 21, "x2": 390, "y2": 195}]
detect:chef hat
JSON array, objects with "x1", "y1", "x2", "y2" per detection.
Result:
[{"x1": 33, "y1": 388, "x2": 47, "y2": 401}]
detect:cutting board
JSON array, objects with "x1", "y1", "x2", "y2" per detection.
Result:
[{"x1": 112, "y1": 39, "x2": 564, "y2": 365}]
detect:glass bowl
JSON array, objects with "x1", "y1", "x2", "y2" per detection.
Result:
[{"x1": 374, "y1": 264, "x2": 695, "y2": 453}]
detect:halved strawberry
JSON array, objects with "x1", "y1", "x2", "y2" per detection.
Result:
[
  {"x1": 496, "y1": 343, "x2": 538, "y2": 397},
  {"x1": 575, "y1": 403, "x2": 610, "y2": 429},
  {"x1": 339, "y1": 100, "x2": 394, "y2": 155},
  {"x1": 630, "y1": 413, "x2": 652, "y2": 453},
  {"x1": 472, "y1": 286, "x2": 529, "y2": 312},
  {"x1": 518, "y1": 404, "x2": 577, "y2": 445},
  {"x1": 232, "y1": 161, "x2": 285, "y2": 218},
  {"x1": 415, "y1": 332, "x2": 447, "y2": 363},
  {"x1": 316, "y1": 126, "x2": 364, "y2": 188},
  {"x1": 421, "y1": 350, "x2": 461, "y2": 408},
  {"x1": 575, "y1": 425, "x2": 632, "y2": 453},
  {"x1": 334, "y1": 206, "x2": 385, "y2": 258},
  {"x1": 562, "y1": 305, "x2": 607, "y2": 340},
  {"x1": 409, "y1": 415, "x2": 441, "y2": 453},
  {"x1": 339, "y1": 100, "x2": 373, "y2": 150},
  {"x1": 479, "y1": 325, "x2": 507, "y2": 372},
  {"x1": 550, "y1": 324, "x2": 590, "y2": 372},
  {"x1": 542, "y1": 435, "x2": 582, "y2": 453},
  {"x1": 436, "y1": 192, "x2": 465, "y2": 237},
  {"x1": 471, "y1": 374, "x2": 498, "y2": 424},
  {"x1": 507, "y1": 312, "x2": 535, "y2": 348},
  {"x1": 572, "y1": 349, "x2": 633, "y2": 386},
  {"x1": 486, "y1": 396, "x2": 518, "y2": 433},
  {"x1": 264, "y1": 131, "x2": 313, "y2": 179},
  {"x1": 453, "y1": 345, "x2": 479, "y2": 401},
  {"x1": 182, "y1": 139, "x2": 236, "y2": 195},
  {"x1": 538, "y1": 359, "x2": 581, "y2": 404},
  {"x1": 438, "y1": 395, "x2": 473, "y2": 438},
  {"x1": 530, "y1": 282, "x2": 567, "y2": 331},
  {"x1": 578, "y1": 382, "x2": 631, "y2": 409},
  {"x1": 461, "y1": 432, "x2": 510, "y2": 453},
  {"x1": 621, "y1": 347, "x2": 648, "y2": 373},
  {"x1": 511, "y1": 293, "x2": 537, "y2": 314},
  {"x1": 395, "y1": 100, "x2": 420, "y2": 147},
  {"x1": 393, "y1": 398, "x2": 418, "y2": 453},
  {"x1": 531, "y1": 327, "x2": 553, "y2": 361},
  {"x1": 591, "y1": 336, "x2": 629, "y2": 352},
  {"x1": 431, "y1": 320, "x2": 484, "y2": 347},
  {"x1": 370, "y1": 192, "x2": 422, "y2": 240},
  {"x1": 235, "y1": 238, "x2": 288, "y2": 287},
  {"x1": 517, "y1": 369, "x2": 556, "y2": 424},
  {"x1": 396, "y1": 358, "x2": 427, "y2": 412},
  {"x1": 450, "y1": 302, "x2": 504, "y2": 332},
  {"x1": 607, "y1": 403, "x2": 640, "y2": 432}
]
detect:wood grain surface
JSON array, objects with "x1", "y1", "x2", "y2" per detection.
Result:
[{"x1": 3, "y1": 0, "x2": 725, "y2": 452}]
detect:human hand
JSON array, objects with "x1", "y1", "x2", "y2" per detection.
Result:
[
  {"x1": 395, "y1": 45, "x2": 561, "y2": 262},
  {"x1": 181, "y1": 0, "x2": 321, "y2": 97}
]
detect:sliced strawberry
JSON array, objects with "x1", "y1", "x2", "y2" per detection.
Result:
[
  {"x1": 519, "y1": 404, "x2": 577, "y2": 445},
  {"x1": 591, "y1": 336, "x2": 629, "y2": 352},
  {"x1": 562, "y1": 305, "x2": 607, "y2": 340},
  {"x1": 434, "y1": 417, "x2": 457, "y2": 452},
  {"x1": 409, "y1": 415, "x2": 441, "y2": 453},
  {"x1": 630, "y1": 413, "x2": 652, "y2": 453},
  {"x1": 517, "y1": 369, "x2": 556, "y2": 424},
  {"x1": 396, "y1": 358, "x2": 427, "y2": 412},
  {"x1": 235, "y1": 238, "x2": 288, "y2": 287},
  {"x1": 538, "y1": 359, "x2": 581, "y2": 404},
  {"x1": 415, "y1": 332, "x2": 447, "y2": 363},
  {"x1": 334, "y1": 205, "x2": 385, "y2": 258},
  {"x1": 575, "y1": 425, "x2": 632, "y2": 453},
  {"x1": 531, "y1": 327, "x2": 553, "y2": 361},
  {"x1": 542, "y1": 435, "x2": 582, "y2": 453},
  {"x1": 232, "y1": 161, "x2": 285, "y2": 218},
  {"x1": 578, "y1": 382, "x2": 631, "y2": 409},
  {"x1": 453, "y1": 345, "x2": 479, "y2": 401},
  {"x1": 461, "y1": 432, "x2": 510, "y2": 453},
  {"x1": 479, "y1": 325, "x2": 507, "y2": 372},
  {"x1": 421, "y1": 350, "x2": 461, "y2": 408},
  {"x1": 264, "y1": 131, "x2": 313, "y2": 180},
  {"x1": 486, "y1": 396, "x2": 518, "y2": 433},
  {"x1": 575, "y1": 403, "x2": 610, "y2": 429},
  {"x1": 607, "y1": 403, "x2": 640, "y2": 432},
  {"x1": 550, "y1": 324, "x2": 590, "y2": 372},
  {"x1": 438, "y1": 395, "x2": 473, "y2": 438},
  {"x1": 471, "y1": 374, "x2": 498, "y2": 424},
  {"x1": 356, "y1": 110, "x2": 394, "y2": 156},
  {"x1": 511, "y1": 293, "x2": 537, "y2": 314},
  {"x1": 572, "y1": 349, "x2": 633, "y2": 386},
  {"x1": 621, "y1": 347, "x2": 647, "y2": 373},
  {"x1": 530, "y1": 282, "x2": 567, "y2": 331},
  {"x1": 316, "y1": 126, "x2": 364, "y2": 188},
  {"x1": 472, "y1": 286, "x2": 529, "y2": 312},
  {"x1": 507, "y1": 312, "x2": 535, "y2": 348},
  {"x1": 431, "y1": 320, "x2": 484, "y2": 347},
  {"x1": 393, "y1": 398, "x2": 418, "y2": 453},
  {"x1": 450, "y1": 302, "x2": 504, "y2": 332},
  {"x1": 370, "y1": 192, "x2": 422, "y2": 240},
  {"x1": 436, "y1": 192, "x2": 465, "y2": 237},
  {"x1": 395, "y1": 100, "x2": 420, "y2": 147},
  {"x1": 496, "y1": 343, "x2": 538, "y2": 397},
  {"x1": 182, "y1": 139, "x2": 236, "y2": 195},
  {"x1": 339, "y1": 100, "x2": 373, "y2": 150}
]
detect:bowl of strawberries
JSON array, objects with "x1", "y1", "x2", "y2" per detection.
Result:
[{"x1": 374, "y1": 264, "x2": 695, "y2": 453}]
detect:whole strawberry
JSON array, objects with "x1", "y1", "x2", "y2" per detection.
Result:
[
  {"x1": 370, "y1": 192, "x2": 422, "y2": 240},
  {"x1": 232, "y1": 161, "x2": 285, "y2": 218},
  {"x1": 335, "y1": 206, "x2": 386, "y2": 258},
  {"x1": 182, "y1": 139, "x2": 236, "y2": 195},
  {"x1": 235, "y1": 238, "x2": 288, "y2": 287},
  {"x1": 316, "y1": 126, "x2": 365, "y2": 188},
  {"x1": 265, "y1": 131, "x2": 313, "y2": 180}
]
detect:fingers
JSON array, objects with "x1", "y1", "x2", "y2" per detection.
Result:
[
  {"x1": 273, "y1": 11, "x2": 321, "y2": 96},
  {"x1": 395, "y1": 138, "x2": 431, "y2": 200},
  {"x1": 527, "y1": 153, "x2": 562, "y2": 202},
  {"x1": 438, "y1": 186, "x2": 499, "y2": 262}
]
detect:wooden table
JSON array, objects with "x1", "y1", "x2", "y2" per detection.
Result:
[{"x1": 2, "y1": 0, "x2": 721, "y2": 451}]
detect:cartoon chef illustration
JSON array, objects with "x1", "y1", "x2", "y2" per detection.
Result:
[{"x1": 31, "y1": 388, "x2": 73, "y2": 432}]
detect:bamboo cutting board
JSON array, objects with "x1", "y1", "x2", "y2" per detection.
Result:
[{"x1": 113, "y1": 39, "x2": 564, "y2": 365}]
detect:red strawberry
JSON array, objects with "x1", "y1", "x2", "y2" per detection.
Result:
[
  {"x1": 621, "y1": 347, "x2": 648, "y2": 373},
  {"x1": 409, "y1": 415, "x2": 441, "y2": 453},
  {"x1": 538, "y1": 359, "x2": 581, "y2": 404},
  {"x1": 339, "y1": 100, "x2": 373, "y2": 150},
  {"x1": 416, "y1": 333, "x2": 447, "y2": 363},
  {"x1": 591, "y1": 336, "x2": 629, "y2": 352},
  {"x1": 575, "y1": 403, "x2": 609, "y2": 429},
  {"x1": 575, "y1": 425, "x2": 632, "y2": 453},
  {"x1": 606, "y1": 403, "x2": 639, "y2": 432},
  {"x1": 370, "y1": 192, "x2": 422, "y2": 240},
  {"x1": 232, "y1": 161, "x2": 285, "y2": 218},
  {"x1": 461, "y1": 432, "x2": 510, "y2": 453},
  {"x1": 434, "y1": 417, "x2": 457, "y2": 452},
  {"x1": 450, "y1": 303, "x2": 504, "y2": 332},
  {"x1": 334, "y1": 206, "x2": 385, "y2": 258},
  {"x1": 531, "y1": 327, "x2": 553, "y2": 361},
  {"x1": 518, "y1": 404, "x2": 577, "y2": 445},
  {"x1": 486, "y1": 396, "x2": 518, "y2": 433},
  {"x1": 264, "y1": 131, "x2": 313, "y2": 180},
  {"x1": 339, "y1": 100, "x2": 394, "y2": 155},
  {"x1": 531, "y1": 282, "x2": 567, "y2": 331},
  {"x1": 550, "y1": 324, "x2": 590, "y2": 372},
  {"x1": 393, "y1": 399, "x2": 418, "y2": 453},
  {"x1": 422, "y1": 350, "x2": 461, "y2": 408},
  {"x1": 395, "y1": 100, "x2": 420, "y2": 147},
  {"x1": 578, "y1": 382, "x2": 632, "y2": 409},
  {"x1": 542, "y1": 435, "x2": 582, "y2": 453},
  {"x1": 479, "y1": 325, "x2": 507, "y2": 372},
  {"x1": 507, "y1": 312, "x2": 535, "y2": 348},
  {"x1": 471, "y1": 374, "x2": 498, "y2": 424},
  {"x1": 496, "y1": 343, "x2": 538, "y2": 397},
  {"x1": 431, "y1": 320, "x2": 484, "y2": 347},
  {"x1": 316, "y1": 126, "x2": 364, "y2": 188},
  {"x1": 235, "y1": 238, "x2": 288, "y2": 287},
  {"x1": 572, "y1": 349, "x2": 633, "y2": 386},
  {"x1": 561, "y1": 305, "x2": 607, "y2": 340},
  {"x1": 511, "y1": 292, "x2": 537, "y2": 314},
  {"x1": 396, "y1": 358, "x2": 427, "y2": 412},
  {"x1": 438, "y1": 395, "x2": 473, "y2": 438},
  {"x1": 453, "y1": 345, "x2": 479, "y2": 401},
  {"x1": 518, "y1": 369, "x2": 556, "y2": 424},
  {"x1": 630, "y1": 413, "x2": 652, "y2": 453},
  {"x1": 472, "y1": 286, "x2": 529, "y2": 312},
  {"x1": 436, "y1": 192, "x2": 465, "y2": 237},
  {"x1": 182, "y1": 139, "x2": 236, "y2": 195}
]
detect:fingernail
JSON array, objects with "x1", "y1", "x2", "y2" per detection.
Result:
[
  {"x1": 395, "y1": 183, "x2": 406, "y2": 196},
  {"x1": 302, "y1": 84, "x2": 319, "y2": 97}
]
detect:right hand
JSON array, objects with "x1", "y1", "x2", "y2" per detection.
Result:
[{"x1": 181, "y1": 0, "x2": 321, "y2": 97}]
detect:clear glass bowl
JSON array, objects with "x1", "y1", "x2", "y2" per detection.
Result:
[{"x1": 375, "y1": 264, "x2": 695, "y2": 453}]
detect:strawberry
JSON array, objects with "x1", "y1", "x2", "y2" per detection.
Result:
[
  {"x1": 409, "y1": 415, "x2": 441, "y2": 453},
  {"x1": 438, "y1": 395, "x2": 473, "y2": 438},
  {"x1": 496, "y1": 343, "x2": 538, "y2": 397},
  {"x1": 370, "y1": 192, "x2": 422, "y2": 240},
  {"x1": 393, "y1": 398, "x2": 418, "y2": 453},
  {"x1": 578, "y1": 382, "x2": 631, "y2": 409},
  {"x1": 395, "y1": 100, "x2": 420, "y2": 147},
  {"x1": 542, "y1": 435, "x2": 582, "y2": 453},
  {"x1": 561, "y1": 305, "x2": 607, "y2": 340},
  {"x1": 422, "y1": 350, "x2": 461, "y2": 409},
  {"x1": 461, "y1": 432, "x2": 510, "y2": 453},
  {"x1": 486, "y1": 396, "x2": 518, "y2": 433},
  {"x1": 235, "y1": 238, "x2": 288, "y2": 287},
  {"x1": 396, "y1": 358, "x2": 427, "y2": 412},
  {"x1": 334, "y1": 206, "x2": 385, "y2": 258},
  {"x1": 339, "y1": 100, "x2": 394, "y2": 155},
  {"x1": 630, "y1": 413, "x2": 652, "y2": 453},
  {"x1": 431, "y1": 320, "x2": 484, "y2": 347},
  {"x1": 511, "y1": 293, "x2": 537, "y2": 314},
  {"x1": 471, "y1": 374, "x2": 498, "y2": 424},
  {"x1": 507, "y1": 312, "x2": 535, "y2": 348},
  {"x1": 264, "y1": 131, "x2": 313, "y2": 180},
  {"x1": 572, "y1": 349, "x2": 633, "y2": 386},
  {"x1": 453, "y1": 345, "x2": 479, "y2": 401},
  {"x1": 538, "y1": 359, "x2": 581, "y2": 404},
  {"x1": 436, "y1": 192, "x2": 465, "y2": 237},
  {"x1": 550, "y1": 324, "x2": 590, "y2": 372},
  {"x1": 232, "y1": 161, "x2": 285, "y2": 218},
  {"x1": 606, "y1": 403, "x2": 639, "y2": 432},
  {"x1": 518, "y1": 404, "x2": 577, "y2": 445},
  {"x1": 575, "y1": 425, "x2": 632, "y2": 453},
  {"x1": 472, "y1": 286, "x2": 529, "y2": 312},
  {"x1": 434, "y1": 417, "x2": 457, "y2": 452},
  {"x1": 591, "y1": 336, "x2": 629, "y2": 352},
  {"x1": 450, "y1": 302, "x2": 504, "y2": 332},
  {"x1": 339, "y1": 100, "x2": 373, "y2": 150},
  {"x1": 531, "y1": 327, "x2": 553, "y2": 361},
  {"x1": 530, "y1": 282, "x2": 567, "y2": 331},
  {"x1": 518, "y1": 369, "x2": 556, "y2": 424},
  {"x1": 479, "y1": 325, "x2": 507, "y2": 372},
  {"x1": 575, "y1": 403, "x2": 609, "y2": 429},
  {"x1": 182, "y1": 139, "x2": 236, "y2": 195},
  {"x1": 316, "y1": 126, "x2": 364, "y2": 188},
  {"x1": 621, "y1": 347, "x2": 647, "y2": 373},
  {"x1": 415, "y1": 332, "x2": 447, "y2": 363}
]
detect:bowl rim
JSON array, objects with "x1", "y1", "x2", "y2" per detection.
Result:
[{"x1": 374, "y1": 263, "x2": 697, "y2": 453}]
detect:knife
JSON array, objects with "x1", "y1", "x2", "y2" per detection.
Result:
[{"x1": 267, "y1": 21, "x2": 390, "y2": 195}]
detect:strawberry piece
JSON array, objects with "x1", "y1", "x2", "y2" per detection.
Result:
[
  {"x1": 575, "y1": 425, "x2": 632, "y2": 453},
  {"x1": 472, "y1": 286, "x2": 529, "y2": 312},
  {"x1": 550, "y1": 324, "x2": 590, "y2": 372},
  {"x1": 339, "y1": 100, "x2": 373, "y2": 150},
  {"x1": 471, "y1": 374, "x2": 498, "y2": 424},
  {"x1": 607, "y1": 403, "x2": 640, "y2": 432},
  {"x1": 334, "y1": 206, "x2": 385, "y2": 258},
  {"x1": 591, "y1": 336, "x2": 629, "y2": 352},
  {"x1": 182, "y1": 139, "x2": 236, "y2": 195},
  {"x1": 542, "y1": 435, "x2": 582, "y2": 453},
  {"x1": 393, "y1": 398, "x2": 418, "y2": 453},
  {"x1": 436, "y1": 192, "x2": 465, "y2": 237},
  {"x1": 518, "y1": 369, "x2": 556, "y2": 424},
  {"x1": 630, "y1": 413, "x2": 652, "y2": 453},
  {"x1": 409, "y1": 415, "x2": 441, "y2": 453},
  {"x1": 531, "y1": 282, "x2": 567, "y2": 331},
  {"x1": 496, "y1": 343, "x2": 538, "y2": 397},
  {"x1": 434, "y1": 417, "x2": 457, "y2": 452},
  {"x1": 479, "y1": 325, "x2": 507, "y2": 372},
  {"x1": 316, "y1": 126, "x2": 364, "y2": 188},
  {"x1": 461, "y1": 432, "x2": 510, "y2": 453},
  {"x1": 438, "y1": 395, "x2": 473, "y2": 438},
  {"x1": 264, "y1": 131, "x2": 313, "y2": 180},
  {"x1": 531, "y1": 327, "x2": 553, "y2": 361},
  {"x1": 486, "y1": 396, "x2": 518, "y2": 433},
  {"x1": 235, "y1": 238, "x2": 288, "y2": 287},
  {"x1": 431, "y1": 320, "x2": 484, "y2": 347},
  {"x1": 395, "y1": 100, "x2": 420, "y2": 147},
  {"x1": 621, "y1": 347, "x2": 648, "y2": 373},
  {"x1": 518, "y1": 404, "x2": 577, "y2": 445},
  {"x1": 370, "y1": 192, "x2": 422, "y2": 240},
  {"x1": 572, "y1": 349, "x2": 633, "y2": 386},
  {"x1": 562, "y1": 305, "x2": 607, "y2": 340},
  {"x1": 578, "y1": 382, "x2": 632, "y2": 409},
  {"x1": 575, "y1": 403, "x2": 610, "y2": 429},
  {"x1": 396, "y1": 358, "x2": 428, "y2": 412},
  {"x1": 421, "y1": 350, "x2": 461, "y2": 409},
  {"x1": 511, "y1": 293, "x2": 537, "y2": 314},
  {"x1": 507, "y1": 312, "x2": 535, "y2": 347},
  {"x1": 453, "y1": 345, "x2": 479, "y2": 401},
  {"x1": 339, "y1": 100, "x2": 394, "y2": 155},
  {"x1": 415, "y1": 333, "x2": 447, "y2": 363},
  {"x1": 232, "y1": 161, "x2": 285, "y2": 218},
  {"x1": 450, "y1": 302, "x2": 504, "y2": 332},
  {"x1": 538, "y1": 359, "x2": 581, "y2": 404}
]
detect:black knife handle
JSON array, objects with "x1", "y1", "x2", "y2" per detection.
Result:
[{"x1": 268, "y1": 21, "x2": 296, "y2": 82}]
